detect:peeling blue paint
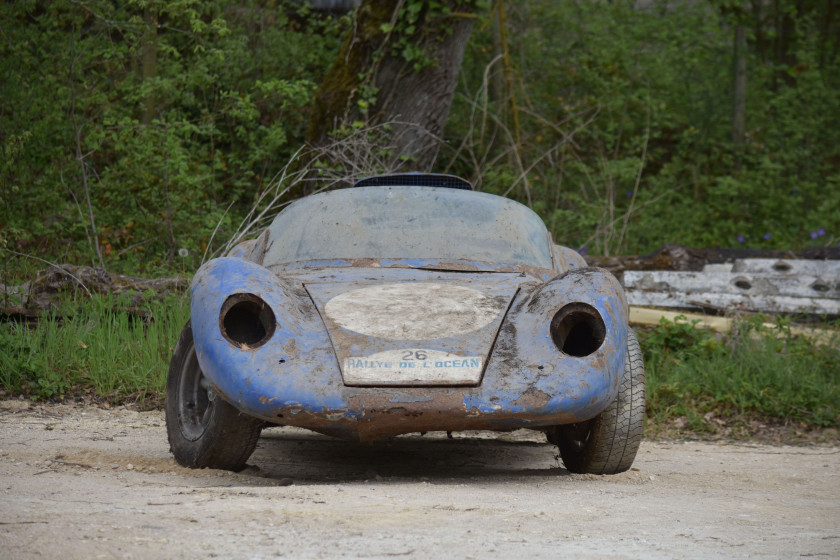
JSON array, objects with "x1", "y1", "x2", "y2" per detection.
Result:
[
  {"x1": 190, "y1": 257, "x2": 628, "y2": 440},
  {"x1": 379, "y1": 258, "x2": 441, "y2": 269}
]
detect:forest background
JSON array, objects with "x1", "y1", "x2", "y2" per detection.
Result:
[
  {"x1": 1, "y1": 0, "x2": 839, "y2": 432},
  {"x1": 2, "y1": 0, "x2": 839, "y2": 278}
]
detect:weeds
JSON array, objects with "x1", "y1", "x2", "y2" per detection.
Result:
[
  {"x1": 2, "y1": 298, "x2": 838, "y2": 433},
  {"x1": 0, "y1": 293, "x2": 189, "y2": 404},
  {"x1": 640, "y1": 316, "x2": 840, "y2": 429}
]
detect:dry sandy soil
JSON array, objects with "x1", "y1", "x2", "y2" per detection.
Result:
[{"x1": 1, "y1": 399, "x2": 838, "y2": 560}]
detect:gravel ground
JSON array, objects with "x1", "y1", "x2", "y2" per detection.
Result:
[{"x1": 1, "y1": 399, "x2": 838, "y2": 559}]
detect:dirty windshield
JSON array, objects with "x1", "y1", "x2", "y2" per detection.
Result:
[{"x1": 263, "y1": 186, "x2": 553, "y2": 270}]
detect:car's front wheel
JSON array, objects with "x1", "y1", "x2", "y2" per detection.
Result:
[
  {"x1": 547, "y1": 330, "x2": 646, "y2": 474},
  {"x1": 165, "y1": 321, "x2": 263, "y2": 471}
]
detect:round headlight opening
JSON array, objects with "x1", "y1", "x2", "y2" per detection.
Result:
[
  {"x1": 220, "y1": 293, "x2": 276, "y2": 349},
  {"x1": 550, "y1": 303, "x2": 606, "y2": 357}
]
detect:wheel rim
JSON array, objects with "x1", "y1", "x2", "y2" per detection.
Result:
[{"x1": 177, "y1": 344, "x2": 213, "y2": 441}]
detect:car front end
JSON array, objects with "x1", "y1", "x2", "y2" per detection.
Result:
[
  {"x1": 169, "y1": 179, "x2": 643, "y2": 475},
  {"x1": 190, "y1": 256, "x2": 629, "y2": 442}
]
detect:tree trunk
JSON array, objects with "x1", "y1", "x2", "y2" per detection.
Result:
[{"x1": 306, "y1": 0, "x2": 476, "y2": 177}]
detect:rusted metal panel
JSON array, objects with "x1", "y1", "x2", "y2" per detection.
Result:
[
  {"x1": 306, "y1": 276, "x2": 522, "y2": 386},
  {"x1": 190, "y1": 258, "x2": 628, "y2": 442},
  {"x1": 185, "y1": 183, "x2": 636, "y2": 443},
  {"x1": 552, "y1": 244, "x2": 588, "y2": 271}
]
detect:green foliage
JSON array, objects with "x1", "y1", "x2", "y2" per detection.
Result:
[
  {"x1": 4, "y1": 0, "x2": 837, "y2": 435},
  {"x1": 3, "y1": 301, "x2": 837, "y2": 432},
  {"x1": 377, "y1": 1, "x2": 487, "y2": 72},
  {"x1": 642, "y1": 316, "x2": 720, "y2": 360},
  {"x1": 2, "y1": 0, "x2": 838, "y2": 276},
  {"x1": 0, "y1": 316, "x2": 77, "y2": 400},
  {"x1": 640, "y1": 317, "x2": 840, "y2": 428},
  {"x1": 387, "y1": 1, "x2": 452, "y2": 71},
  {"x1": 0, "y1": 0, "x2": 347, "y2": 274},
  {"x1": 448, "y1": 0, "x2": 840, "y2": 255},
  {"x1": 0, "y1": 293, "x2": 190, "y2": 402}
]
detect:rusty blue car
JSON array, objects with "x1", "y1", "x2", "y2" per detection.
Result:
[{"x1": 165, "y1": 174, "x2": 645, "y2": 474}]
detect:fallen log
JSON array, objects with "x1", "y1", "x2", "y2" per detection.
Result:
[
  {"x1": 625, "y1": 290, "x2": 840, "y2": 316},
  {"x1": 585, "y1": 243, "x2": 840, "y2": 277},
  {"x1": 624, "y1": 269, "x2": 838, "y2": 299},
  {"x1": 623, "y1": 259, "x2": 839, "y2": 316},
  {"x1": 2, "y1": 264, "x2": 188, "y2": 311}
]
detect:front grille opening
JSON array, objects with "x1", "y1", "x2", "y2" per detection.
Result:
[
  {"x1": 220, "y1": 294, "x2": 276, "y2": 349},
  {"x1": 550, "y1": 303, "x2": 606, "y2": 357}
]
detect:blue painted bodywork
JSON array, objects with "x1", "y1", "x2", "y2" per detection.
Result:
[
  {"x1": 190, "y1": 256, "x2": 629, "y2": 442},
  {"x1": 190, "y1": 184, "x2": 630, "y2": 441}
]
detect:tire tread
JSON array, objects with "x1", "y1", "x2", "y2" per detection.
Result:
[
  {"x1": 165, "y1": 322, "x2": 263, "y2": 472},
  {"x1": 555, "y1": 330, "x2": 646, "y2": 474}
]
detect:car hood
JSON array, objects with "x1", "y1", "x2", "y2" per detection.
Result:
[{"x1": 304, "y1": 273, "x2": 529, "y2": 386}]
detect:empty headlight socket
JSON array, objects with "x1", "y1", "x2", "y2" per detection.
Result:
[
  {"x1": 219, "y1": 293, "x2": 276, "y2": 349},
  {"x1": 550, "y1": 302, "x2": 606, "y2": 357}
]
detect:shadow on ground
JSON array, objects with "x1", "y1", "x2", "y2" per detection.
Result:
[{"x1": 246, "y1": 427, "x2": 569, "y2": 483}]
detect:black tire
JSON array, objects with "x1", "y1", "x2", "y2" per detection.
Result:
[
  {"x1": 547, "y1": 330, "x2": 646, "y2": 474},
  {"x1": 165, "y1": 321, "x2": 263, "y2": 471}
]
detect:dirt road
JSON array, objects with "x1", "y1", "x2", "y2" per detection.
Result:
[{"x1": 1, "y1": 399, "x2": 838, "y2": 559}]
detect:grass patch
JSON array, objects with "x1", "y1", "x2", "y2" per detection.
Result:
[
  {"x1": 1, "y1": 297, "x2": 838, "y2": 435},
  {"x1": 640, "y1": 316, "x2": 840, "y2": 431},
  {"x1": 0, "y1": 293, "x2": 189, "y2": 404}
]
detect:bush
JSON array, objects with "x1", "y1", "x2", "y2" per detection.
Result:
[
  {"x1": 640, "y1": 316, "x2": 840, "y2": 428},
  {"x1": 0, "y1": 1, "x2": 347, "y2": 275},
  {"x1": 0, "y1": 293, "x2": 189, "y2": 402},
  {"x1": 448, "y1": 0, "x2": 840, "y2": 255},
  {"x1": 2, "y1": 0, "x2": 837, "y2": 275}
]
